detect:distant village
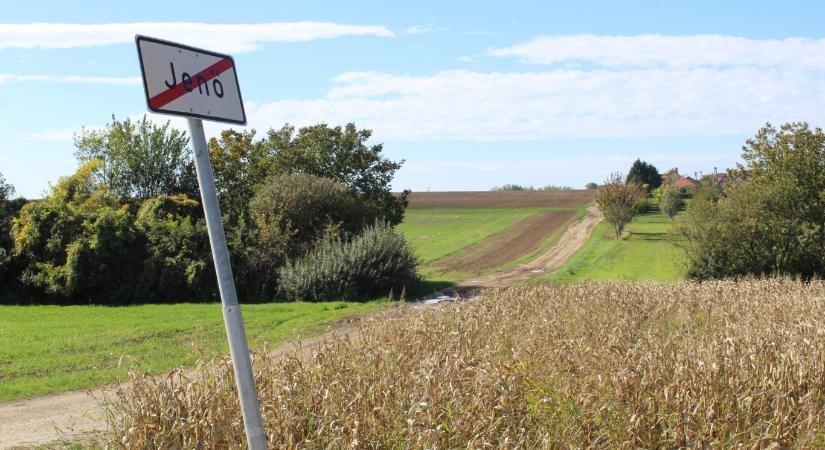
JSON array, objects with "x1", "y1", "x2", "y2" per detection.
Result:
[{"x1": 661, "y1": 167, "x2": 729, "y2": 195}]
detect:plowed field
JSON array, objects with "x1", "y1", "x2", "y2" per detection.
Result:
[{"x1": 405, "y1": 190, "x2": 595, "y2": 209}]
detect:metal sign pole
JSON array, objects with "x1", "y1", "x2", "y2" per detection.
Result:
[{"x1": 188, "y1": 118, "x2": 267, "y2": 450}]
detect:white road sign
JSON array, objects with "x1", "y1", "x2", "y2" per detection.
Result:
[{"x1": 136, "y1": 35, "x2": 246, "y2": 125}]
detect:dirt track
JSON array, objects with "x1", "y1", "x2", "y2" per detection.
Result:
[
  {"x1": 405, "y1": 190, "x2": 595, "y2": 209},
  {"x1": 445, "y1": 204, "x2": 602, "y2": 293},
  {"x1": 0, "y1": 205, "x2": 602, "y2": 449}
]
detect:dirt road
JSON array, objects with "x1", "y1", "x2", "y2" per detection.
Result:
[
  {"x1": 443, "y1": 204, "x2": 602, "y2": 294},
  {"x1": 0, "y1": 205, "x2": 602, "y2": 449}
]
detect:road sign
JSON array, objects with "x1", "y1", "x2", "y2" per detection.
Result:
[
  {"x1": 135, "y1": 36, "x2": 265, "y2": 450},
  {"x1": 136, "y1": 35, "x2": 246, "y2": 125}
]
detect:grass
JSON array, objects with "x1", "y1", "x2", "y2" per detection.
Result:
[
  {"x1": 0, "y1": 300, "x2": 385, "y2": 401},
  {"x1": 107, "y1": 280, "x2": 825, "y2": 448},
  {"x1": 543, "y1": 207, "x2": 687, "y2": 282}
]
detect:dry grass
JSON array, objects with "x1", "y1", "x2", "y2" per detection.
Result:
[{"x1": 106, "y1": 279, "x2": 825, "y2": 448}]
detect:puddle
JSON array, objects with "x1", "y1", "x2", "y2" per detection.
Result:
[{"x1": 420, "y1": 294, "x2": 480, "y2": 305}]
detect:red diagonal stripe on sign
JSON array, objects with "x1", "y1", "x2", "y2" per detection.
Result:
[{"x1": 149, "y1": 57, "x2": 233, "y2": 109}]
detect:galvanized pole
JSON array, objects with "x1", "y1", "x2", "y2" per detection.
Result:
[{"x1": 188, "y1": 118, "x2": 267, "y2": 450}]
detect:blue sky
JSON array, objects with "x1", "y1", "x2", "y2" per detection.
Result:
[{"x1": 3, "y1": 0, "x2": 825, "y2": 197}]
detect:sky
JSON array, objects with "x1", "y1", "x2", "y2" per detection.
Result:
[{"x1": 3, "y1": 0, "x2": 825, "y2": 198}]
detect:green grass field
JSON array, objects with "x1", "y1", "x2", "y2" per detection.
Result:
[
  {"x1": 542, "y1": 208, "x2": 687, "y2": 282},
  {"x1": 0, "y1": 300, "x2": 385, "y2": 401}
]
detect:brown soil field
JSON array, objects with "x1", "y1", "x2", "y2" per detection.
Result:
[
  {"x1": 438, "y1": 210, "x2": 577, "y2": 272},
  {"x1": 403, "y1": 190, "x2": 595, "y2": 209}
]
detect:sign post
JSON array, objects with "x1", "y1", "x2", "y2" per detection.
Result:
[{"x1": 136, "y1": 35, "x2": 266, "y2": 450}]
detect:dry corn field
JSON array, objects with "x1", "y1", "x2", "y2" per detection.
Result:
[{"x1": 107, "y1": 279, "x2": 825, "y2": 448}]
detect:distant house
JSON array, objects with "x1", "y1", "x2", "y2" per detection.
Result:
[
  {"x1": 707, "y1": 171, "x2": 728, "y2": 189},
  {"x1": 673, "y1": 176, "x2": 697, "y2": 194}
]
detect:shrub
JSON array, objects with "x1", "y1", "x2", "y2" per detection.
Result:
[
  {"x1": 249, "y1": 173, "x2": 364, "y2": 257},
  {"x1": 676, "y1": 122, "x2": 825, "y2": 279},
  {"x1": 12, "y1": 163, "x2": 143, "y2": 304},
  {"x1": 134, "y1": 194, "x2": 213, "y2": 302},
  {"x1": 278, "y1": 221, "x2": 418, "y2": 301}
]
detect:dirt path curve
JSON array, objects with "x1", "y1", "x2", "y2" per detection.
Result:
[
  {"x1": 438, "y1": 204, "x2": 602, "y2": 296},
  {"x1": 0, "y1": 205, "x2": 602, "y2": 449}
]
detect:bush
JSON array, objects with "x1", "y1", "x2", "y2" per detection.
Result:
[
  {"x1": 249, "y1": 174, "x2": 365, "y2": 257},
  {"x1": 634, "y1": 197, "x2": 652, "y2": 214},
  {"x1": 134, "y1": 194, "x2": 213, "y2": 302},
  {"x1": 278, "y1": 221, "x2": 418, "y2": 301},
  {"x1": 675, "y1": 122, "x2": 825, "y2": 279},
  {"x1": 12, "y1": 162, "x2": 143, "y2": 304}
]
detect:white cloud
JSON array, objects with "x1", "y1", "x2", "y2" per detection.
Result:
[
  {"x1": 489, "y1": 34, "x2": 825, "y2": 69},
  {"x1": 245, "y1": 64, "x2": 825, "y2": 141},
  {"x1": 0, "y1": 22, "x2": 395, "y2": 53},
  {"x1": 404, "y1": 24, "x2": 438, "y2": 35},
  {"x1": 0, "y1": 73, "x2": 141, "y2": 85}
]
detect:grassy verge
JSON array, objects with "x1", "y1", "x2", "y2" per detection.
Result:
[
  {"x1": 0, "y1": 300, "x2": 386, "y2": 401},
  {"x1": 542, "y1": 208, "x2": 687, "y2": 282}
]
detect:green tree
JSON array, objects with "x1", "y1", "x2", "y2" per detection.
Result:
[
  {"x1": 596, "y1": 173, "x2": 643, "y2": 238},
  {"x1": 208, "y1": 129, "x2": 275, "y2": 219},
  {"x1": 585, "y1": 182, "x2": 599, "y2": 190},
  {"x1": 676, "y1": 122, "x2": 825, "y2": 279},
  {"x1": 271, "y1": 123, "x2": 407, "y2": 225},
  {"x1": 74, "y1": 115, "x2": 197, "y2": 199},
  {"x1": 657, "y1": 184, "x2": 683, "y2": 220},
  {"x1": 626, "y1": 159, "x2": 662, "y2": 192},
  {"x1": 208, "y1": 122, "x2": 408, "y2": 226}
]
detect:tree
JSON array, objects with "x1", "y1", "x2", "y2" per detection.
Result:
[
  {"x1": 675, "y1": 122, "x2": 825, "y2": 279},
  {"x1": 74, "y1": 115, "x2": 197, "y2": 199},
  {"x1": 626, "y1": 159, "x2": 662, "y2": 192},
  {"x1": 596, "y1": 173, "x2": 644, "y2": 238},
  {"x1": 208, "y1": 129, "x2": 275, "y2": 219},
  {"x1": 270, "y1": 123, "x2": 407, "y2": 225},
  {"x1": 657, "y1": 184, "x2": 683, "y2": 220},
  {"x1": 208, "y1": 122, "x2": 408, "y2": 226},
  {"x1": 585, "y1": 182, "x2": 599, "y2": 190}
]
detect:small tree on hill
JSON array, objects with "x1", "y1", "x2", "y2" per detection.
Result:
[
  {"x1": 658, "y1": 184, "x2": 683, "y2": 220},
  {"x1": 597, "y1": 173, "x2": 643, "y2": 238},
  {"x1": 626, "y1": 159, "x2": 662, "y2": 192}
]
